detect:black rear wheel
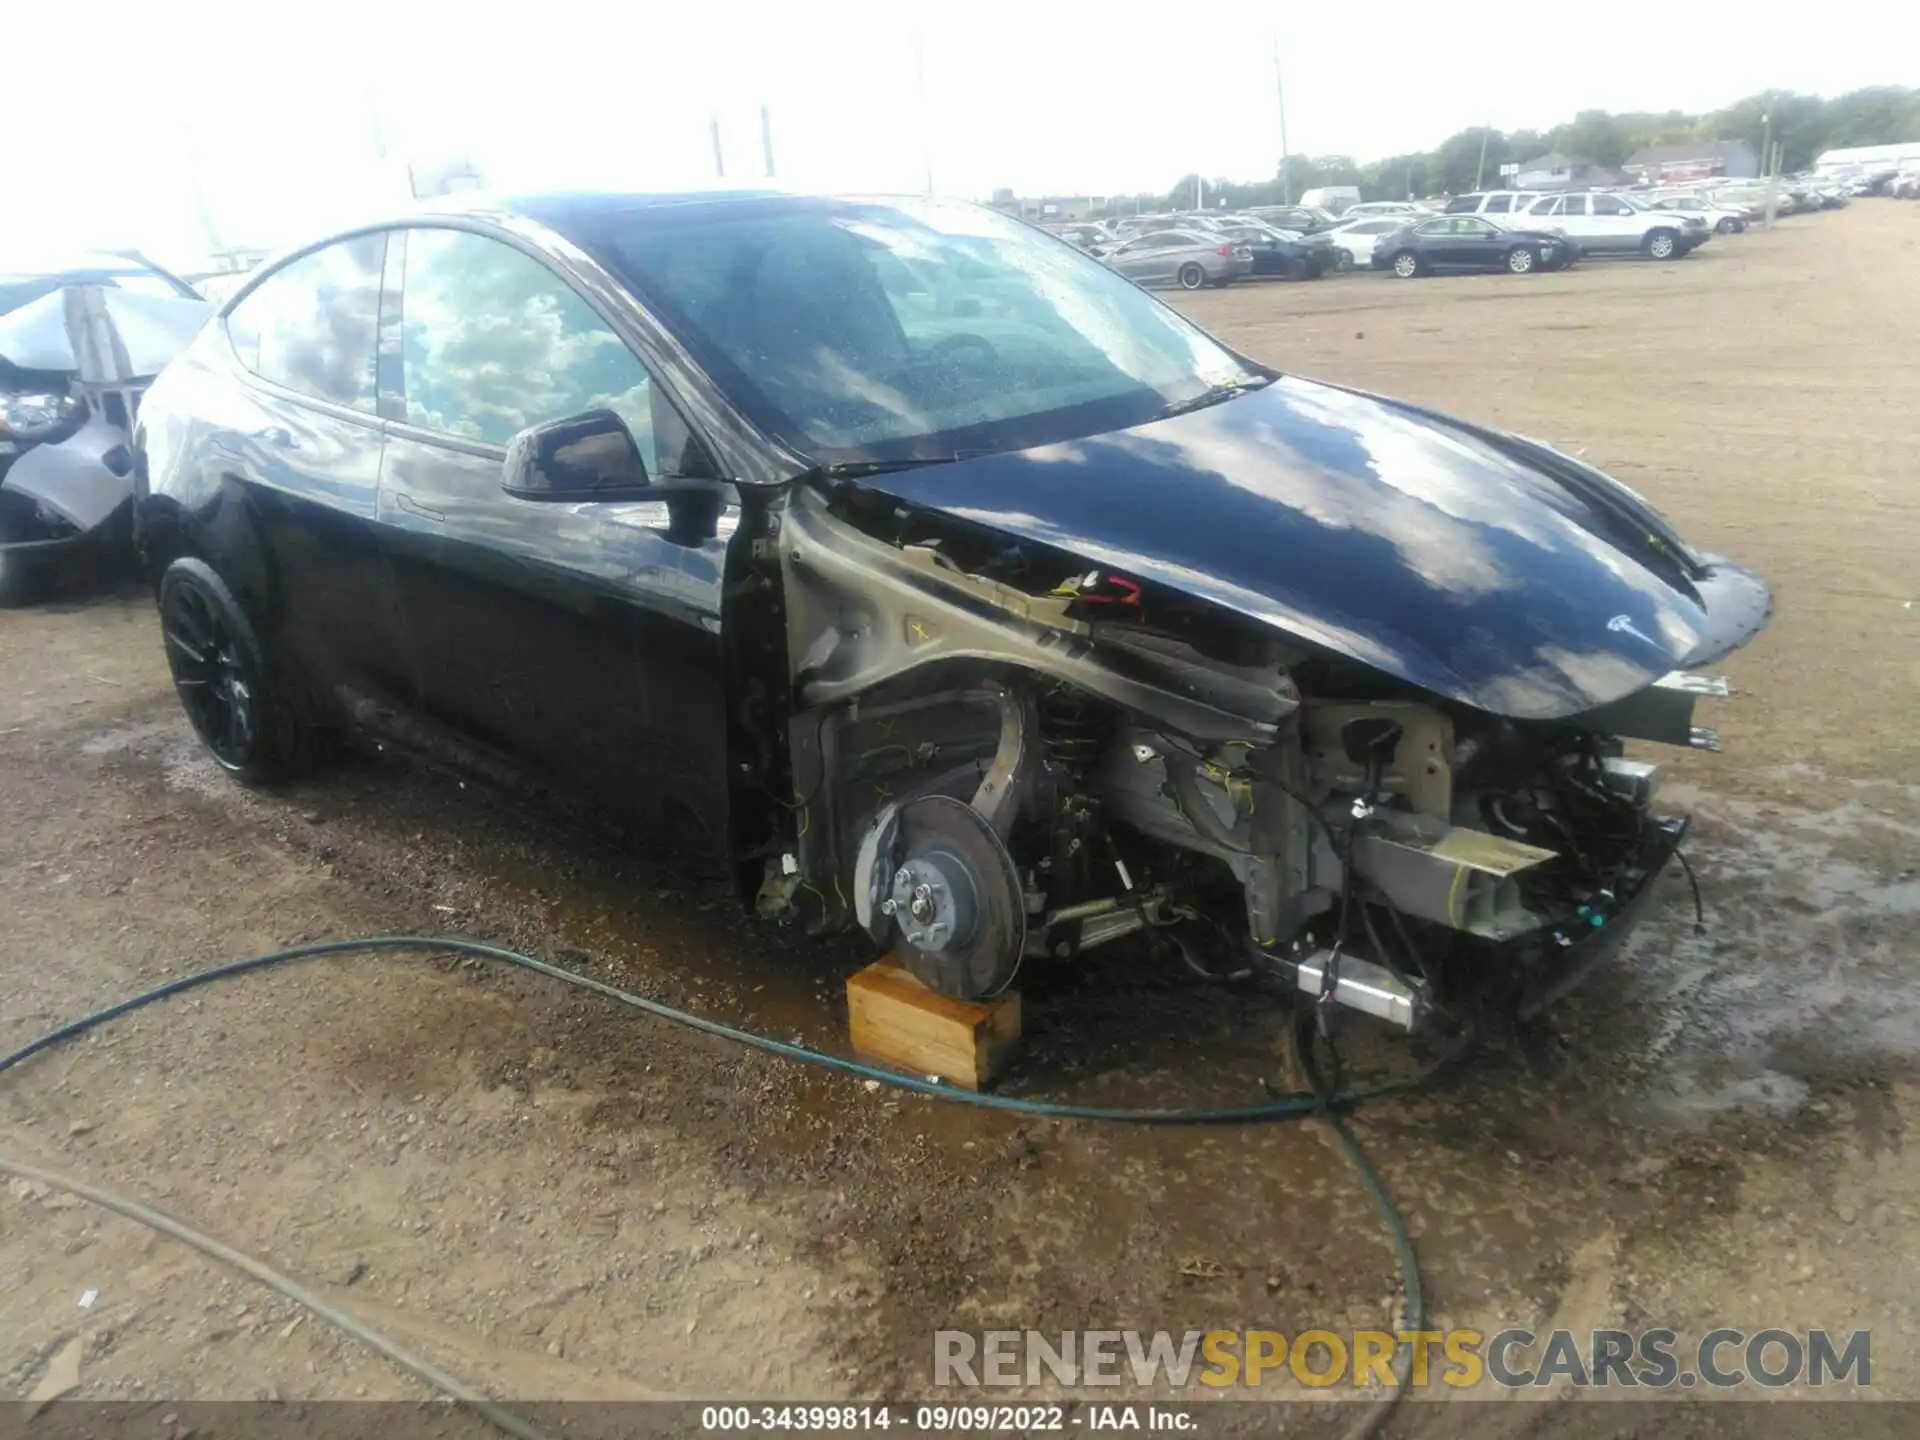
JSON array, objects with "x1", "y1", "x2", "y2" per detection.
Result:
[
  {"x1": 1176, "y1": 263, "x2": 1207, "y2": 290},
  {"x1": 160, "y1": 558, "x2": 324, "y2": 785}
]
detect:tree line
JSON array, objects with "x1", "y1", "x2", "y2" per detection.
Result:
[{"x1": 1153, "y1": 86, "x2": 1920, "y2": 208}]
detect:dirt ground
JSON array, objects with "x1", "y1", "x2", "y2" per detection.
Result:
[{"x1": 3, "y1": 203, "x2": 1918, "y2": 1432}]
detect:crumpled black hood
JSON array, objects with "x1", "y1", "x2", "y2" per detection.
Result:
[{"x1": 845, "y1": 374, "x2": 1772, "y2": 720}]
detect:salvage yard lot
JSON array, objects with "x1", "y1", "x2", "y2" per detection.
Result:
[{"x1": 3, "y1": 204, "x2": 1918, "y2": 1427}]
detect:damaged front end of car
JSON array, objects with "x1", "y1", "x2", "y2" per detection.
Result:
[
  {"x1": 0, "y1": 284, "x2": 207, "y2": 604},
  {"x1": 727, "y1": 375, "x2": 1772, "y2": 1038}
]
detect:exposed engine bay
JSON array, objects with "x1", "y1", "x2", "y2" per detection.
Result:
[{"x1": 739, "y1": 479, "x2": 1731, "y2": 1038}]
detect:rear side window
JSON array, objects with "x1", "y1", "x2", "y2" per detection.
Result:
[
  {"x1": 1484, "y1": 195, "x2": 1512, "y2": 213},
  {"x1": 1444, "y1": 196, "x2": 1479, "y2": 214},
  {"x1": 398, "y1": 227, "x2": 661, "y2": 467},
  {"x1": 225, "y1": 235, "x2": 384, "y2": 413},
  {"x1": 1559, "y1": 196, "x2": 1590, "y2": 217}
]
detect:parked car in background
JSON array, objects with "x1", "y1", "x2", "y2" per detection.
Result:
[
  {"x1": 1698, "y1": 184, "x2": 1766, "y2": 219},
  {"x1": 1110, "y1": 213, "x2": 1179, "y2": 238},
  {"x1": 1298, "y1": 186, "x2": 1360, "y2": 215},
  {"x1": 1373, "y1": 214, "x2": 1574, "y2": 278},
  {"x1": 130, "y1": 188, "x2": 1773, "y2": 1031},
  {"x1": 1102, "y1": 230, "x2": 1251, "y2": 288},
  {"x1": 1047, "y1": 222, "x2": 1116, "y2": 253},
  {"x1": 1208, "y1": 221, "x2": 1333, "y2": 279},
  {"x1": 1518, "y1": 191, "x2": 1709, "y2": 260},
  {"x1": 1325, "y1": 215, "x2": 1414, "y2": 270},
  {"x1": 1647, "y1": 195, "x2": 1748, "y2": 234},
  {"x1": 1, "y1": 273, "x2": 208, "y2": 603},
  {"x1": 1242, "y1": 205, "x2": 1342, "y2": 235},
  {"x1": 1342, "y1": 201, "x2": 1425, "y2": 218},
  {"x1": 1443, "y1": 191, "x2": 1546, "y2": 220},
  {"x1": 2, "y1": 250, "x2": 201, "y2": 318}
]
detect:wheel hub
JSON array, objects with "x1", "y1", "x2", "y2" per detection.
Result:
[
  {"x1": 854, "y1": 794, "x2": 1027, "y2": 999},
  {"x1": 883, "y1": 853, "x2": 976, "y2": 953}
]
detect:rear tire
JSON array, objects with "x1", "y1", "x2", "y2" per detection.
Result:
[
  {"x1": 1177, "y1": 263, "x2": 1207, "y2": 290},
  {"x1": 1390, "y1": 251, "x2": 1421, "y2": 279},
  {"x1": 1334, "y1": 250, "x2": 1354, "y2": 272},
  {"x1": 1716, "y1": 216, "x2": 1742, "y2": 234},
  {"x1": 159, "y1": 558, "x2": 326, "y2": 786},
  {"x1": 1506, "y1": 246, "x2": 1536, "y2": 274},
  {"x1": 1643, "y1": 228, "x2": 1680, "y2": 260}
]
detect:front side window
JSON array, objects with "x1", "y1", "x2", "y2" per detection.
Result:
[
  {"x1": 1592, "y1": 195, "x2": 1630, "y2": 216},
  {"x1": 1560, "y1": 196, "x2": 1590, "y2": 217},
  {"x1": 577, "y1": 197, "x2": 1254, "y2": 464},
  {"x1": 226, "y1": 234, "x2": 384, "y2": 413},
  {"x1": 399, "y1": 227, "x2": 665, "y2": 472},
  {"x1": 1484, "y1": 195, "x2": 1512, "y2": 213},
  {"x1": 1529, "y1": 197, "x2": 1561, "y2": 216}
]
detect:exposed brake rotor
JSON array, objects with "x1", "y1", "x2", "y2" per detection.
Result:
[{"x1": 858, "y1": 794, "x2": 1027, "y2": 1001}]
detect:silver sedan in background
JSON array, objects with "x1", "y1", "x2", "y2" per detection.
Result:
[{"x1": 1100, "y1": 229, "x2": 1251, "y2": 289}]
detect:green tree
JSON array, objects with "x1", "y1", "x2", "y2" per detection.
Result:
[{"x1": 1172, "y1": 85, "x2": 1920, "y2": 205}]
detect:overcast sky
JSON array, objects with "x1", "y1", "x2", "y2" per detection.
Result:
[{"x1": 10, "y1": 0, "x2": 1916, "y2": 268}]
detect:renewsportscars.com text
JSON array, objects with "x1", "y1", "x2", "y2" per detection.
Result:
[{"x1": 933, "y1": 1327, "x2": 1871, "y2": 1390}]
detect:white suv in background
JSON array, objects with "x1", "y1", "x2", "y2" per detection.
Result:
[
  {"x1": 1443, "y1": 191, "x2": 1548, "y2": 220},
  {"x1": 1515, "y1": 191, "x2": 1711, "y2": 259}
]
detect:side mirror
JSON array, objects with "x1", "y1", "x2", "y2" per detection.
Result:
[
  {"x1": 500, "y1": 408, "x2": 728, "y2": 543},
  {"x1": 502, "y1": 409, "x2": 653, "y2": 501}
]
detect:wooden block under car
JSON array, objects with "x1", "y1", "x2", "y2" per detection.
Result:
[{"x1": 846, "y1": 957, "x2": 1022, "y2": 1092}]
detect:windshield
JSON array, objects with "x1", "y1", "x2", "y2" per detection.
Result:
[{"x1": 579, "y1": 196, "x2": 1257, "y2": 465}]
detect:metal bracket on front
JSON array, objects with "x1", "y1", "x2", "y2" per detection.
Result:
[{"x1": 970, "y1": 685, "x2": 1038, "y2": 840}]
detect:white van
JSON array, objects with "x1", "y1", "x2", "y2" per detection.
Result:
[{"x1": 1299, "y1": 186, "x2": 1361, "y2": 215}]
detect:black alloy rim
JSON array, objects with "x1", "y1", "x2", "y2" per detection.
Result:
[{"x1": 164, "y1": 584, "x2": 256, "y2": 767}]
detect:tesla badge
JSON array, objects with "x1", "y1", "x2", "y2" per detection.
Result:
[{"x1": 1607, "y1": 613, "x2": 1660, "y2": 648}]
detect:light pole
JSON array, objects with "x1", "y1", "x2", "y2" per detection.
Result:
[
  {"x1": 912, "y1": 31, "x2": 934, "y2": 194},
  {"x1": 1271, "y1": 34, "x2": 1291, "y2": 204}
]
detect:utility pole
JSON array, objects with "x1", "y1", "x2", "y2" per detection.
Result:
[
  {"x1": 912, "y1": 31, "x2": 934, "y2": 193},
  {"x1": 1473, "y1": 116, "x2": 1492, "y2": 191},
  {"x1": 1760, "y1": 112, "x2": 1777, "y2": 229},
  {"x1": 1196, "y1": 174, "x2": 1205, "y2": 211},
  {"x1": 1271, "y1": 34, "x2": 1291, "y2": 204},
  {"x1": 760, "y1": 106, "x2": 776, "y2": 179},
  {"x1": 710, "y1": 116, "x2": 725, "y2": 178}
]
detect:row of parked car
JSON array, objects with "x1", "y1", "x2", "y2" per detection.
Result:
[
  {"x1": 1047, "y1": 192, "x2": 1711, "y2": 287},
  {"x1": 1045, "y1": 168, "x2": 1883, "y2": 288}
]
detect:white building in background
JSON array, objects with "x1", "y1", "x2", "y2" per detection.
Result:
[{"x1": 1816, "y1": 142, "x2": 1920, "y2": 171}]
